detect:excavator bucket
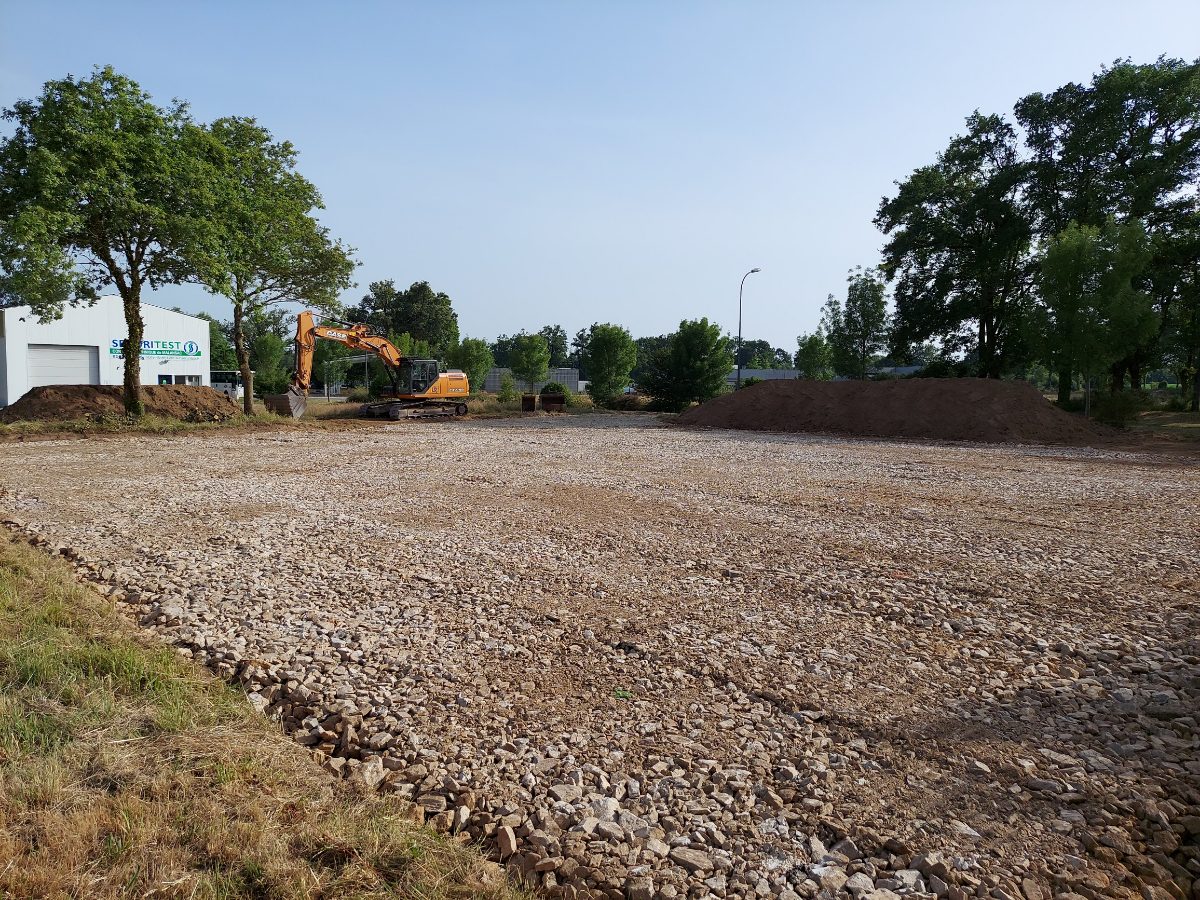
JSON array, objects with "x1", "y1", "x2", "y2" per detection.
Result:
[{"x1": 264, "y1": 387, "x2": 307, "y2": 418}]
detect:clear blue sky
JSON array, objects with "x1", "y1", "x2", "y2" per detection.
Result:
[{"x1": 2, "y1": 1, "x2": 1197, "y2": 348}]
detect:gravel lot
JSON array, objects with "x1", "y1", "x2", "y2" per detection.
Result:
[{"x1": 2, "y1": 416, "x2": 1197, "y2": 900}]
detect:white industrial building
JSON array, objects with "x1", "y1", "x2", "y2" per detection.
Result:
[{"x1": 0, "y1": 295, "x2": 210, "y2": 406}]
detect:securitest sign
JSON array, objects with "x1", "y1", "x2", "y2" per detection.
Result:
[{"x1": 110, "y1": 339, "x2": 203, "y2": 358}]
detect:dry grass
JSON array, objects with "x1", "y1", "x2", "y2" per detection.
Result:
[{"x1": 0, "y1": 536, "x2": 525, "y2": 899}]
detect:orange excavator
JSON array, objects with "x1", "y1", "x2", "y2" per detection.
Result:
[{"x1": 264, "y1": 310, "x2": 469, "y2": 419}]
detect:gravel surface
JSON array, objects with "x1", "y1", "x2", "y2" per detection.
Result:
[{"x1": 2, "y1": 416, "x2": 1197, "y2": 900}]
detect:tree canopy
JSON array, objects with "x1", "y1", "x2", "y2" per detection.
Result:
[
  {"x1": 576, "y1": 323, "x2": 637, "y2": 404},
  {"x1": 202, "y1": 116, "x2": 355, "y2": 413},
  {"x1": 638, "y1": 318, "x2": 731, "y2": 412},
  {"x1": 447, "y1": 338, "x2": 495, "y2": 394},
  {"x1": 509, "y1": 332, "x2": 551, "y2": 391},
  {"x1": 876, "y1": 113, "x2": 1032, "y2": 378},
  {"x1": 349, "y1": 280, "x2": 459, "y2": 359},
  {"x1": 0, "y1": 66, "x2": 225, "y2": 414}
]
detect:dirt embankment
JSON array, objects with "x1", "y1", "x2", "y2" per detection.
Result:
[
  {"x1": 0, "y1": 385, "x2": 239, "y2": 423},
  {"x1": 679, "y1": 378, "x2": 1114, "y2": 445}
]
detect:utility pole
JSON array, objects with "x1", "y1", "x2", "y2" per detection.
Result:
[{"x1": 736, "y1": 268, "x2": 762, "y2": 389}]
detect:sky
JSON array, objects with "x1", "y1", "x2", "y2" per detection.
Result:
[{"x1": 2, "y1": 1, "x2": 1198, "y2": 348}]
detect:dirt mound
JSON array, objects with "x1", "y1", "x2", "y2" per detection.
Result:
[
  {"x1": 0, "y1": 385, "x2": 239, "y2": 423},
  {"x1": 678, "y1": 378, "x2": 1112, "y2": 445}
]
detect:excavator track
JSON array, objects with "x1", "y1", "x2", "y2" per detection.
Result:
[{"x1": 363, "y1": 400, "x2": 469, "y2": 421}]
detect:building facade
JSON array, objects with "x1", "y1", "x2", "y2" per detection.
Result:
[{"x1": 0, "y1": 296, "x2": 211, "y2": 406}]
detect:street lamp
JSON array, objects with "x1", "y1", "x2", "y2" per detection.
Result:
[{"x1": 736, "y1": 267, "x2": 761, "y2": 389}]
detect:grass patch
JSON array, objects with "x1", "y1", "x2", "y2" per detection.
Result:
[{"x1": 0, "y1": 535, "x2": 524, "y2": 899}]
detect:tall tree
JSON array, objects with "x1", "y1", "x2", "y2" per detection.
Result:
[
  {"x1": 350, "y1": 280, "x2": 459, "y2": 358},
  {"x1": 1017, "y1": 57, "x2": 1200, "y2": 389},
  {"x1": 0, "y1": 67, "x2": 224, "y2": 415},
  {"x1": 842, "y1": 268, "x2": 890, "y2": 379},
  {"x1": 203, "y1": 117, "x2": 355, "y2": 414},
  {"x1": 538, "y1": 325, "x2": 570, "y2": 368},
  {"x1": 447, "y1": 338, "x2": 494, "y2": 394},
  {"x1": 509, "y1": 332, "x2": 550, "y2": 392},
  {"x1": 1038, "y1": 218, "x2": 1156, "y2": 405},
  {"x1": 638, "y1": 318, "x2": 731, "y2": 412},
  {"x1": 876, "y1": 113, "x2": 1033, "y2": 378},
  {"x1": 576, "y1": 323, "x2": 637, "y2": 405}
]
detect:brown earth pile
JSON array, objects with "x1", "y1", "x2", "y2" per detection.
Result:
[
  {"x1": 679, "y1": 377, "x2": 1111, "y2": 444},
  {"x1": 0, "y1": 385, "x2": 239, "y2": 423}
]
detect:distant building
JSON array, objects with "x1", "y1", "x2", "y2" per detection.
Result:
[
  {"x1": 484, "y1": 366, "x2": 580, "y2": 393},
  {"x1": 725, "y1": 368, "x2": 801, "y2": 386}
]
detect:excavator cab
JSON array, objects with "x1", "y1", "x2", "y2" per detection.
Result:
[{"x1": 396, "y1": 359, "x2": 440, "y2": 395}]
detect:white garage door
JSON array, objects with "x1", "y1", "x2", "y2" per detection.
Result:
[{"x1": 27, "y1": 344, "x2": 101, "y2": 387}]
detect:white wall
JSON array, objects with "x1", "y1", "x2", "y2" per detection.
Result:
[{"x1": 0, "y1": 296, "x2": 210, "y2": 405}]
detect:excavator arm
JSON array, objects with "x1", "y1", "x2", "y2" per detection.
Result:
[
  {"x1": 290, "y1": 311, "x2": 406, "y2": 394},
  {"x1": 267, "y1": 310, "x2": 408, "y2": 417}
]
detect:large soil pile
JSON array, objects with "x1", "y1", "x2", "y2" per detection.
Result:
[
  {"x1": 0, "y1": 385, "x2": 239, "y2": 423},
  {"x1": 679, "y1": 378, "x2": 1111, "y2": 445}
]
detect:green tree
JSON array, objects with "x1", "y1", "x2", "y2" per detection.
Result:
[
  {"x1": 0, "y1": 67, "x2": 224, "y2": 415},
  {"x1": 739, "y1": 339, "x2": 792, "y2": 369},
  {"x1": 248, "y1": 314, "x2": 289, "y2": 396},
  {"x1": 203, "y1": 117, "x2": 355, "y2": 414},
  {"x1": 1016, "y1": 57, "x2": 1200, "y2": 390},
  {"x1": 447, "y1": 337, "x2": 495, "y2": 394},
  {"x1": 196, "y1": 313, "x2": 237, "y2": 370},
  {"x1": 842, "y1": 268, "x2": 889, "y2": 379},
  {"x1": 577, "y1": 323, "x2": 637, "y2": 405},
  {"x1": 349, "y1": 280, "x2": 459, "y2": 358},
  {"x1": 876, "y1": 113, "x2": 1033, "y2": 378},
  {"x1": 1037, "y1": 218, "x2": 1156, "y2": 406},
  {"x1": 490, "y1": 334, "x2": 516, "y2": 368},
  {"x1": 638, "y1": 318, "x2": 731, "y2": 411},
  {"x1": 794, "y1": 331, "x2": 832, "y2": 379},
  {"x1": 509, "y1": 332, "x2": 550, "y2": 392},
  {"x1": 632, "y1": 335, "x2": 670, "y2": 386},
  {"x1": 538, "y1": 325, "x2": 570, "y2": 368}
]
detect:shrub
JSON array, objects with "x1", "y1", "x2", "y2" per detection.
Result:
[
  {"x1": 498, "y1": 372, "x2": 519, "y2": 403},
  {"x1": 564, "y1": 388, "x2": 592, "y2": 409},
  {"x1": 1091, "y1": 391, "x2": 1143, "y2": 428},
  {"x1": 1164, "y1": 396, "x2": 1188, "y2": 412},
  {"x1": 737, "y1": 377, "x2": 762, "y2": 390},
  {"x1": 540, "y1": 381, "x2": 565, "y2": 395},
  {"x1": 346, "y1": 386, "x2": 370, "y2": 403},
  {"x1": 605, "y1": 393, "x2": 651, "y2": 411}
]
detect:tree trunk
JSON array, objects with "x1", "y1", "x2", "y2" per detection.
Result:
[
  {"x1": 1109, "y1": 360, "x2": 1125, "y2": 393},
  {"x1": 121, "y1": 285, "x2": 145, "y2": 417},
  {"x1": 1128, "y1": 359, "x2": 1142, "y2": 392},
  {"x1": 1057, "y1": 366, "x2": 1073, "y2": 407},
  {"x1": 232, "y1": 300, "x2": 254, "y2": 416}
]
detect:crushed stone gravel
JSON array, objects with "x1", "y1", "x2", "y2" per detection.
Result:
[{"x1": 1, "y1": 416, "x2": 1197, "y2": 900}]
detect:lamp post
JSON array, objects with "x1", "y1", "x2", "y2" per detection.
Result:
[{"x1": 736, "y1": 267, "x2": 761, "y2": 389}]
